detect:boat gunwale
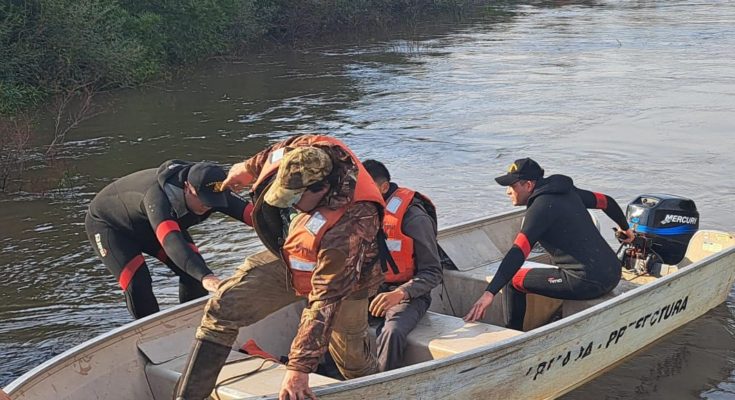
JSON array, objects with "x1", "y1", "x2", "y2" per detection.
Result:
[
  {"x1": 7, "y1": 209, "x2": 528, "y2": 393},
  {"x1": 304, "y1": 243, "x2": 735, "y2": 396},
  {"x1": 5, "y1": 208, "x2": 733, "y2": 397},
  {"x1": 4, "y1": 298, "x2": 208, "y2": 394}
]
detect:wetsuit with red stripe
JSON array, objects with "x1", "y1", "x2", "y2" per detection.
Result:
[
  {"x1": 485, "y1": 174, "x2": 629, "y2": 330},
  {"x1": 84, "y1": 160, "x2": 253, "y2": 319}
]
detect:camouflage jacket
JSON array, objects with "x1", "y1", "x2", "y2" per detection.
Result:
[{"x1": 245, "y1": 135, "x2": 383, "y2": 373}]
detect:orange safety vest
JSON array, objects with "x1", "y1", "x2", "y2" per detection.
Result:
[
  {"x1": 382, "y1": 188, "x2": 436, "y2": 284},
  {"x1": 251, "y1": 135, "x2": 364, "y2": 195},
  {"x1": 251, "y1": 135, "x2": 385, "y2": 296}
]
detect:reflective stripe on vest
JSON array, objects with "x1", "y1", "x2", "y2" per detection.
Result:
[
  {"x1": 382, "y1": 187, "x2": 418, "y2": 284},
  {"x1": 282, "y1": 209, "x2": 343, "y2": 295},
  {"x1": 251, "y1": 135, "x2": 380, "y2": 196},
  {"x1": 289, "y1": 257, "x2": 317, "y2": 272},
  {"x1": 252, "y1": 135, "x2": 385, "y2": 296}
]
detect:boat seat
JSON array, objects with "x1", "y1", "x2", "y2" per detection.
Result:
[
  {"x1": 561, "y1": 277, "x2": 640, "y2": 317},
  {"x1": 562, "y1": 230, "x2": 735, "y2": 318},
  {"x1": 430, "y1": 260, "x2": 564, "y2": 330},
  {"x1": 679, "y1": 230, "x2": 735, "y2": 267},
  {"x1": 145, "y1": 349, "x2": 338, "y2": 400},
  {"x1": 402, "y1": 311, "x2": 522, "y2": 365}
]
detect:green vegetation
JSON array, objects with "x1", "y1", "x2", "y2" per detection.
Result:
[
  {"x1": 0, "y1": 0, "x2": 470, "y2": 192},
  {"x1": 0, "y1": 0, "x2": 468, "y2": 117}
]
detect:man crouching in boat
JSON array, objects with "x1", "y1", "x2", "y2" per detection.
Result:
[
  {"x1": 362, "y1": 159, "x2": 442, "y2": 372},
  {"x1": 464, "y1": 158, "x2": 634, "y2": 329},
  {"x1": 175, "y1": 135, "x2": 385, "y2": 400},
  {"x1": 85, "y1": 160, "x2": 253, "y2": 319}
]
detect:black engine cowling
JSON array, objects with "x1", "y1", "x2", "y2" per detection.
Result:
[{"x1": 622, "y1": 194, "x2": 699, "y2": 273}]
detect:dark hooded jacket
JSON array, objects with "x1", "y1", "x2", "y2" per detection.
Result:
[
  {"x1": 486, "y1": 174, "x2": 629, "y2": 295},
  {"x1": 87, "y1": 160, "x2": 252, "y2": 281}
]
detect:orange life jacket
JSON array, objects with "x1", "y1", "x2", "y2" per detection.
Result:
[
  {"x1": 251, "y1": 135, "x2": 385, "y2": 296},
  {"x1": 382, "y1": 188, "x2": 436, "y2": 284},
  {"x1": 251, "y1": 135, "x2": 366, "y2": 195}
]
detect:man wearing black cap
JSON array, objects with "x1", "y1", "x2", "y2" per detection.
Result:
[
  {"x1": 464, "y1": 158, "x2": 634, "y2": 329},
  {"x1": 85, "y1": 160, "x2": 253, "y2": 319}
]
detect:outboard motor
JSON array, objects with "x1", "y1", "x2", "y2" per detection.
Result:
[{"x1": 618, "y1": 194, "x2": 699, "y2": 275}]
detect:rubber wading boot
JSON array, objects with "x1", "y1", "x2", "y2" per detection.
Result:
[{"x1": 174, "y1": 339, "x2": 231, "y2": 400}]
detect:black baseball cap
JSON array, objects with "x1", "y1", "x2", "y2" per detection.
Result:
[
  {"x1": 495, "y1": 158, "x2": 545, "y2": 186},
  {"x1": 187, "y1": 162, "x2": 228, "y2": 208}
]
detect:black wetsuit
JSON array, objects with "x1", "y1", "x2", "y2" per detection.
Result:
[
  {"x1": 85, "y1": 160, "x2": 252, "y2": 319},
  {"x1": 485, "y1": 174, "x2": 629, "y2": 330}
]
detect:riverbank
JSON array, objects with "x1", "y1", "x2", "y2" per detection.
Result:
[
  {"x1": 1, "y1": 0, "x2": 476, "y2": 115},
  {"x1": 0, "y1": 0, "x2": 480, "y2": 192}
]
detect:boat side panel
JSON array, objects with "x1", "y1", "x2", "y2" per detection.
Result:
[
  {"x1": 271, "y1": 250, "x2": 735, "y2": 400},
  {"x1": 7, "y1": 302, "x2": 205, "y2": 400}
]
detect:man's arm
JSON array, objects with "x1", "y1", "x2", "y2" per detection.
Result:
[
  {"x1": 398, "y1": 206, "x2": 442, "y2": 298},
  {"x1": 575, "y1": 188, "x2": 630, "y2": 230},
  {"x1": 286, "y1": 202, "x2": 380, "y2": 373},
  {"x1": 215, "y1": 191, "x2": 254, "y2": 226},
  {"x1": 485, "y1": 201, "x2": 553, "y2": 295},
  {"x1": 224, "y1": 135, "x2": 308, "y2": 190},
  {"x1": 369, "y1": 205, "x2": 441, "y2": 317},
  {"x1": 464, "y1": 202, "x2": 554, "y2": 322},
  {"x1": 144, "y1": 187, "x2": 212, "y2": 281}
]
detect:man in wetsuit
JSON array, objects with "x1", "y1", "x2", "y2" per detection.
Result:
[
  {"x1": 464, "y1": 158, "x2": 634, "y2": 329},
  {"x1": 85, "y1": 160, "x2": 253, "y2": 319},
  {"x1": 363, "y1": 159, "x2": 442, "y2": 372}
]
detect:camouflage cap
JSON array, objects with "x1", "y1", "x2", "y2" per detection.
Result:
[{"x1": 264, "y1": 146, "x2": 333, "y2": 208}]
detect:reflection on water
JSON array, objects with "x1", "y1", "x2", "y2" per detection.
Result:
[{"x1": 2, "y1": 0, "x2": 735, "y2": 397}]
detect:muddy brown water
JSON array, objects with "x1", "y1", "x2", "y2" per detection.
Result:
[{"x1": 2, "y1": 1, "x2": 734, "y2": 397}]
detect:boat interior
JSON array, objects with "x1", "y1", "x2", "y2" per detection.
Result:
[{"x1": 139, "y1": 211, "x2": 735, "y2": 400}]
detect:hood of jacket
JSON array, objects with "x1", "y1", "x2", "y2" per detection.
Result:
[
  {"x1": 311, "y1": 144, "x2": 359, "y2": 210},
  {"x1": 527, "y1": 174, "x2": 574, "y2": 206},
  {"x1": 156, "y1": 159, "x2": 193, "y2": 189}
]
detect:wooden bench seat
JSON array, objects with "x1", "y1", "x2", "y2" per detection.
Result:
[{"x1": 403, "y1": 311, "x2": 522, "y2": 365}]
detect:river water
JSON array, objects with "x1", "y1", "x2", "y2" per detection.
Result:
[{"x1": 1, "y1": 0, "x2": 734, "y2": 397}]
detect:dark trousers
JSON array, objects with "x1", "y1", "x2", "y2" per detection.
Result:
[
  {"x1": 374, "y1": 292, "x2": 431, "y2": 372},
  {"x1": 508, "y1": 264, "x2": 618, "y2": 330},
  {"x1": 85, "y1": 213, "x2": 207, "y2": 319}
]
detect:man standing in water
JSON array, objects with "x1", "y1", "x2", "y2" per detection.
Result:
[
  {"x1": 175, "y1": 135, "x2": 385, "y2": 400},
  {"x1": 363, "y1": 159, "x2": 442, "y2": 372},
  {"x1": 464, "y1": 158, "x2": 634, "y2": 329},
  {"x1": 85, "y1": 160, "x2": 253, "y2": 319}
]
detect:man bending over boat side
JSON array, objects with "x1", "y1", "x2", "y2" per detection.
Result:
[
  {"x1": 175, "y1": 135, "x2": 385, "y2": 400},
  {"x1": 85, "y1": 160, "x2": 253, "y2": 319},
  {"x1": 361, "y1": 159, "x2": 443, "y2": 372},
  {"x1": 464, "y1": 158, "x2": 634, "y2": 329}
]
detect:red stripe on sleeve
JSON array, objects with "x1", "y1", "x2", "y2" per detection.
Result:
[
  {"x1": 511, "y1": 267, "x2": 531, "y2": 293},
  {"x1": 243, "y1": 202, "x2": 254, "y2": 226},
  {"x1": 188, "y1": 243, "x2": 200, "y2": 254},
  {"x1": 119, "y1": 255, "x2": 145, "y2": 291},
  {"x1": 593, "y1": 192, "x2": 608, "y2": 210},
  {"x1": 513, "y1": 233, "x2": 531, "y2": 258},
  {"x1": 155, "y1": 220, "x2": 181, "y2": 244}
]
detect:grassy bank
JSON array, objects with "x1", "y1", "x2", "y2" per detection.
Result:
[
  {"x1": 0, "y1": 0, "x2": 470, "y2": 116},
  {"x1": 0, "y1": 0, "x2": 474, "y2": 191}
]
